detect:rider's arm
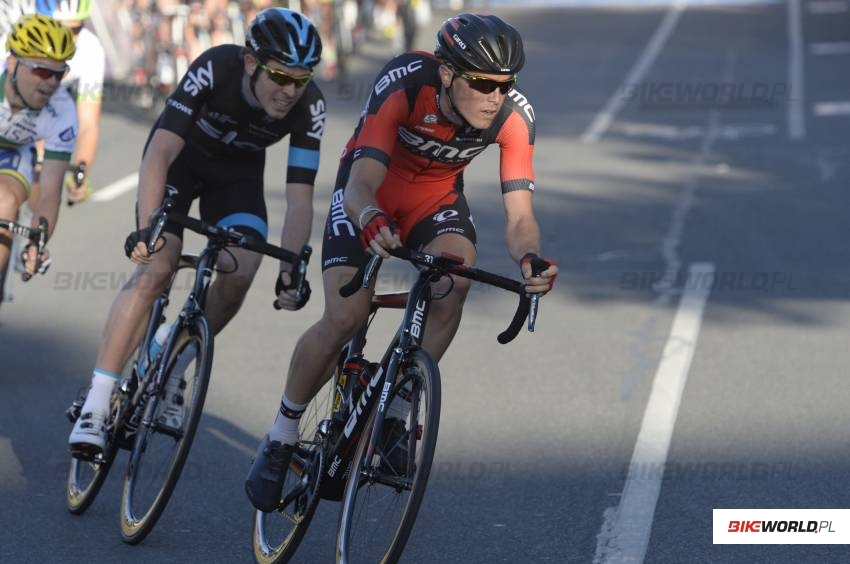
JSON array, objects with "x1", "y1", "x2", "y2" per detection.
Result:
[
  {"x1": 136, "y1": 129, "x2": 185, "y2": 229},
  {"x1": 503, "y1": 190, "x2": 541, "y2": 262},
  {"x1": 279, "y1": 83, "x2": 324, "y2": 267},
  {"x1": 73, "y1": 98, "x2": 101, "y2": 175},
  {"x1": 279, "y1": 182, "x2": 313, "y2": 265},
  {"x1": 497, "y1": 98, "x2": 557, "y2": 292},
  {"x1": 72, "y1": 30, "x2": 106, "y2": 178},
  {"x1": 342, "y1": 157, "x2": 389, "y2": 223},
  {"x1": 33, "y1": 158, "x2": 66, "y2": 238}
]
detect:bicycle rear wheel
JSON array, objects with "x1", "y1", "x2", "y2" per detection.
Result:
[
  {"x1": 253, "y1": 377, "x2": 335, "y2": 564},
  {"x1": 336, "y1": 348, "x2": 440, "y2": 564},
  {"x1": 119, "y1": 316, "x2": 212, "y2": 544}
]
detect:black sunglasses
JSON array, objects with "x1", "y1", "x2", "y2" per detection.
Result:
[
  {"x1": 16, "y1": 58, "x2": 69, "y2": 81},
  {"x1": 456, "y1": 71, "x2": 516, "y2": 95},
  {"x1": 258, "y1": 62, "x2": 312, "y2": 88}
]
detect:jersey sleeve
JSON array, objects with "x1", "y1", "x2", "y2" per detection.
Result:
[
  {"x1": 496, "y1": 100, "x2": 536, "y2": 194},
  {"x1": 285, "y1": 83, "x2": 325, "y2": 185},
  {"x1": 42, "y1": 91, "x2": 78, "y2": 161},
  {"x1": 73, "y1": 30, "x2": 106, "y2": 102},
  {"x1": 157, "y1": 47, "x2": 225, "y2": 139}
]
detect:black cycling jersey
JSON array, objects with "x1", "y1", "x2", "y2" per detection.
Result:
[{"x1": 156, "y1": 44, "x2": 326, "y2": 185}]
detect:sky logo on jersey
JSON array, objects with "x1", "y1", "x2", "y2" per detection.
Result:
[
  {"x1": 374, "y1": 60, "x2": 423, "y2": 95},
  {"x1": 397, "y1": 127, "x2": 487, "y2": 164},
  {"x1": 58, "y1": 126, "x2": 76, "y2": 143},
  {"x1": 308, "y1": 100, "x2": 326, "y2": 141},
  {"x1": 183, "y1": 60, "x2": 215, "y2": 97}
]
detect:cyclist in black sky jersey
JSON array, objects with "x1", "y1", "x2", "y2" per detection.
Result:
[{"x1": 69, "y1": 8, "x2": 326, "y2": 455}]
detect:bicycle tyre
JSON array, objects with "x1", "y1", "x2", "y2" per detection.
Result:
[
  {"x1": 66, "y1": 387, "x2": 125, "y2": 515},
  {"x1": 336, "y1": 348, "x2": 441, "y2": 564},
  {"x1": 253, "y1": 376, "x2": 337, "y2": 563},
  {"x1": 119, "y1": 316, "x2": 213, "y2": 544}
]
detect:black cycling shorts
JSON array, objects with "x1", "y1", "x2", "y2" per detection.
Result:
[
  {"x1": 160, "y1": 145, "x2": 268, "y2": 241},
  {"x1": 321, "y1": 159, "x2": 477, "y2": 271}
]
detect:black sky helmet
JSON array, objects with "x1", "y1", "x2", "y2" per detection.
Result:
[
  {"x1": 434, "y1": 13, "x2": 525, "y2": 76},
  {"x1": 246, "y1": 8, "x2": 322, "y2": 70}
]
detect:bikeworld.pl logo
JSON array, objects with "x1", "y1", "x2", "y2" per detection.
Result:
[
  {"x1": 620, "y1": 82, "x2": 799, "y2": 105},
  {"x1": 727, "y1": 520, "x2": 834, "y2": 533},
  {"x1": 714, "y1": 509, "x2": 850, "y2": 544}
]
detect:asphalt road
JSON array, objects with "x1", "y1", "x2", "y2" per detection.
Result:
[{"x1": 1, "y1": 2, "x2": 849, "y2": 563}]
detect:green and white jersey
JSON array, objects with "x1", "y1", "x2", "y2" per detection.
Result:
[{"x1": 0, "y1": 67, "x2": 78, "y2": 162}]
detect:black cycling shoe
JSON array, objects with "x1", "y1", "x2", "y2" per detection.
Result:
[
  {"x1": 245, "y1": 435, "x2": 293, "y2": 512},
  {"x1": 379, "y1": 418, "x2": 411, "y2": 476}
]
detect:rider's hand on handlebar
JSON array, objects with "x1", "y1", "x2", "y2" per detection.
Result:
[
  {"x1": 358, "y1": 211, "x2": 401, "y2": 258},
  {"x1": 275, "y1": 269, "x2": 311, "y2": 311},
  {"x1": 65, "y1": 173, "x2": 92, "y2": 205},
  {"x1": 21, "y1": 243, "x2": 51, "y2": 278},
  {"x1": 520, "y1": 253, "x2": 558, "y2": 296},
  {"x1": 124, "y1": 227, "x2": 165, "y2": 265}
]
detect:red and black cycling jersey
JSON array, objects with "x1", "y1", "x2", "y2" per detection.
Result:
[
  {"x1": 343, "y1": 51, "x2": 536, "y2": 196},
  {"x1": 156, "y1": 44, "x2": 325, "y2": 185}
]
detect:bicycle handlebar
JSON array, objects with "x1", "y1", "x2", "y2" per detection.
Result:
[
  {"x1": 339, "y1": 247, "x2": 540, "y2": 344},
  {"x1": 0, "y1": 216, "x2": 49, "y2": 282},
  {"x1": 146, "y1": 188, "x2": 312, "y2": 304}
]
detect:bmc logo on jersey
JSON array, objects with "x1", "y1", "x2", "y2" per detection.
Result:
[
  {"x1": 507, "y1": 90, "x2": 535, "y2": 122},
  {"x1": 183, "y1": 60, "x2": 215, "y2": 97},
  {"x1": 398, "y1": 127, "x2": 486, "y2": 163},
  {"x1": 374, "y1": 60, "x2": 423, "y2": 95}
]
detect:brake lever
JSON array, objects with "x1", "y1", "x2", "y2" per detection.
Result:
[
  {"x1": 294, "y1": 245, "x2": 312, "y2": 303},
  {"x1": 146, "y1": 187, "x2": 179, "y2": 254},
  {"x1": 527, "y1": 257, "x2": 548, "y2": 332}
]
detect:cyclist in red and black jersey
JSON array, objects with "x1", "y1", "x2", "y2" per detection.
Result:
[
  {"x1": 246, "y1": 13, "x2": 558, "y2": 512},
  {"x1": 69, "y1": 9, "x2": 325, "y2": 456}
]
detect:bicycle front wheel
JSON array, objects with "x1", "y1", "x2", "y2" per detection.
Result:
[
  {"x1": 66, "y1": 385, "x2": 126, "y2": 515},
  {"x1": 336, "y1": 348, "x2": 441, "y2": 564},
  {"x1": 253, "y1": 377, "x2": 336, "y2": 563},
  {"x1": 119, "y1": 316, "x2": 213, "y2": 544}
]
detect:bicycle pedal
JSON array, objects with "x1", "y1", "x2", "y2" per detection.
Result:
[
  {"x1": 65, "y1": 404, "x2": 82, "y2": 423},
  {"x1": 69, "y1": 443, "x2": 103, "y2": 463}
]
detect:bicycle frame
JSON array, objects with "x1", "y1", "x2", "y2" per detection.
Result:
[
  {"x1": 319, "y1": 266, "x2": 438, "y2": 499},
  {"x1": 128, "y1": 240, "x2": 225, "y2": 438}
]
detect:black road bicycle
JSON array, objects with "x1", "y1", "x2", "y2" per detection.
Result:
[
  {"x1": 65, "y1": 190, "x2": 311, "y2": 544},
  {"x1": 253, "y1": 247, "x2": 546, "y2": 564}
]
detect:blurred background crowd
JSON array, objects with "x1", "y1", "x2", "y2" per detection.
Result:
[{"x1": 93, "y1": 0, "x2": 449, "y2": 98}]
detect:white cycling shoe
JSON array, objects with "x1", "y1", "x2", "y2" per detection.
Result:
[{"x1": 69, "y1": 410, "x2": 108, "y2": 457}]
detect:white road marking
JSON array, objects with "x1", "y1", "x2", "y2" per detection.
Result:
[
  {"x1": 813, "y1": 101, "x2": 850, "y2": 116},
  {"x1": 580, "y1": 0, "x2": 687, "y2": 143},
  {"x1": 90, "y1": 173, "x2": 137, "y2": 202},
  {"x1": 807, "y1": 0, "x2": 848, "y2": 13},
  {"x1": 594, "y1": 262, "x2": 714, "y2": 563},
  {"x1": 615, "y1": 122, "x2": 775, "y2": 141},
  {"x1": 0, "y1": 437, "x2": 26, "y2": 491},
  {"x1": 787, "y1": 0, "x2": 806, "y2": 140},
  {"x1": 809, "y1": 42, "x2": 850, "y2": 55}
]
